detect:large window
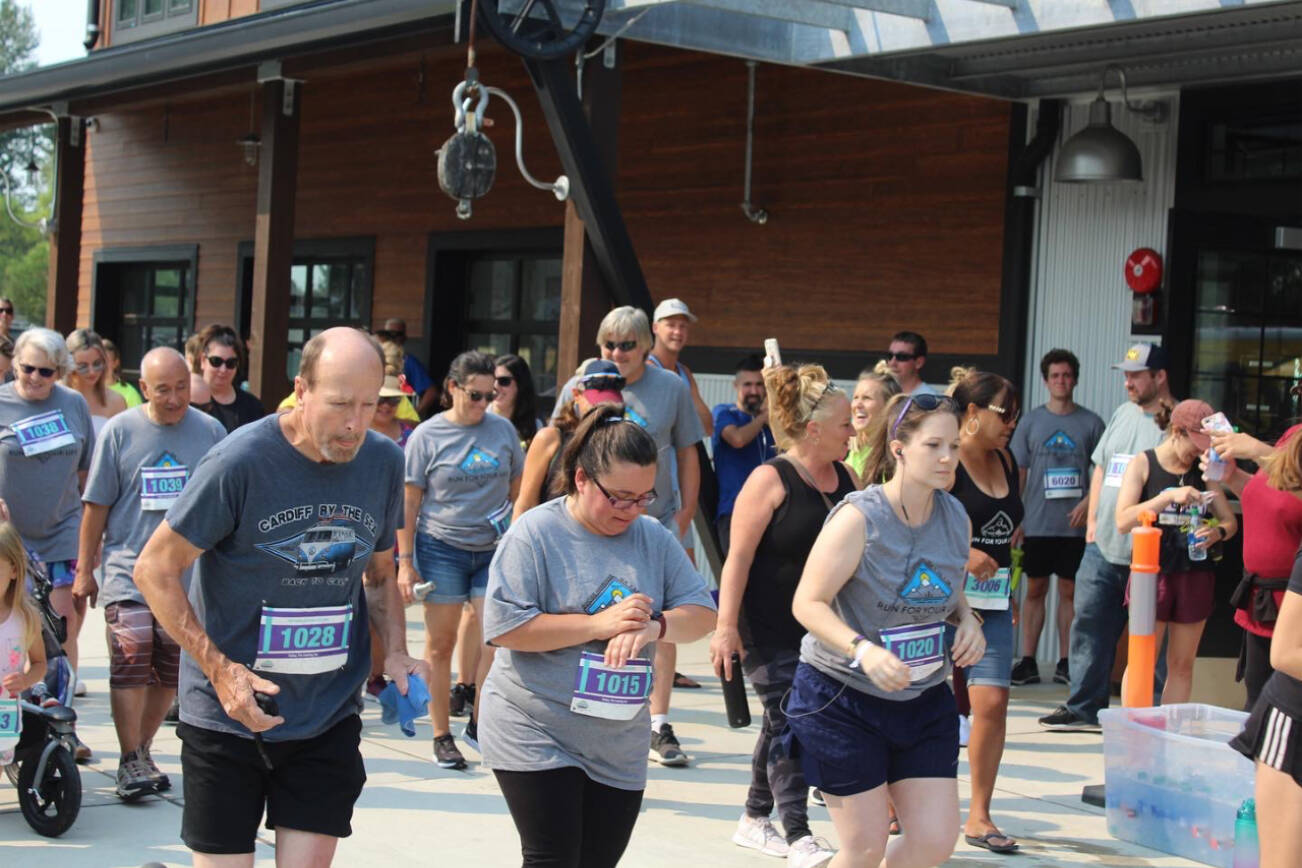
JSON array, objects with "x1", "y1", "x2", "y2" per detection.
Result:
[
  {"x1": 464, "y1": 253, "x2": 562, "y2": 396},
  {"x1": 92, "y1": 246, "x2": 198, "y2": 382},
  {"x1": 113, "y1": 0, "x2": 197, "y2": 43}
]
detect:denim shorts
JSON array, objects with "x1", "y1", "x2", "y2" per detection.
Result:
[
  {"x1": 782, "y1": 663, "x2": 958, "y2": 796},
  {"x1": 949, "y1": 605, "x2": 1014, "y2": 689},
  {"x1": 415, "y1": 533, "x2": 493, "y2": 605}
]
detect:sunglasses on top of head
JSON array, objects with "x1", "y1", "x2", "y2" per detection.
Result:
[
  {"x1": 206, "y1": 355, "x2": 239, "y2": 370},
  {"x1": 603, "y1": 340, "x2": 638, "y2": 353},
  {"x1": 19, "y1": 363, "x2": 56, "y2": 379},
  {"x1": 890, "y1": 393, "x2": 959, "y2": 437}
]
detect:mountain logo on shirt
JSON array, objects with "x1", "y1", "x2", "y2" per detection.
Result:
[
  {"x1": 980, "y1": 511, "x2": 1016, "y2": 540},
  {"x1": 898, "y1": 563, "x2": 952, "y2": 603},
  {"x1": 624, "y1": 407, "x2": 649, "y2": 429},
  {"x1": 459, "y1": 446, "x2": 501, "y2": 476},
  {"x1": 584, "y1": 576, "x2": 638, "y2": 615},
  {"x1": 153, "y1": 451, "x2": 183, "y2": 467},
  {"x1": 256, "y1": 518, "x2": 374, "y2": 575},
  {"x1": 1044, "y1": 430, "x2": 1077, "y2": 452}
]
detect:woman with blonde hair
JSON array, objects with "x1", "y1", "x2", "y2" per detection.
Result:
[
  {"x1": 0, "y1": 521, "x2": 48, "y2": 766},
  {"x1": 711, "y1": 362, "x2": 858, "y2": 863},
  {"x1": 65, "y1": 328, "x2": 127, "y2": 437},
  {"x1": 847, "y1": 361, "x2": 902, "y2": 483}
]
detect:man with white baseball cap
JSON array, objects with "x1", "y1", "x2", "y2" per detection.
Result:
[{"x1": 649, "y1": 299, "x2": 713, "y2": 437}]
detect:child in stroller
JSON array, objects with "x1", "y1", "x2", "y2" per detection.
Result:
[{"x1": 2, "y1": 524, "x2": 82, "y2": 837}]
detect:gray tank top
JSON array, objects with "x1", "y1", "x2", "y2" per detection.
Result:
[{"x1": 800, "y1": 485, "x2": 970, "y2": 700}]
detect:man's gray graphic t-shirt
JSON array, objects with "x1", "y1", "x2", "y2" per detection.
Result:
[
  {"x1": 1010, "y1": 404, "x2": 1105, "y2": 538},
  {"x1": 405, "y1": 412, "x2": 524, "y2": 552},
  {"x1": 167, "y1": 415, "x2": 403, "y2": 741},
  {"x1": 0, "y1": 383, "x2": 95, "y2": 562},
  {"x1": 84, "y1": 407, "x2": 226, "y2": 606}
]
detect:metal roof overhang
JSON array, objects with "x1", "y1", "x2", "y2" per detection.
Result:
[{"x1": 1, "y1": 0, "x2": 1300, "y2": 123}]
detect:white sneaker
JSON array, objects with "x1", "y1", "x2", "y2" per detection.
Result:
[
  {"x1": 786, "y1": 835, "x2": 835, "y2": 868},
  {"x1": 958, "y1": 714, "x2": 971, "y2": 748},
  {"x1": 732, "y1": 813, "x2": 789, "y2": 857}
]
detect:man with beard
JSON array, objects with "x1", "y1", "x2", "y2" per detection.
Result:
[
  {"x1": 711, "y1": 355, "x2": 776, "y2": 557},
  {"x1": 1040, "y1": 343, "x2": 1174, "y2": 732},
  {"x1": 134, "y1": 328, "x2": 428, "y2": 866}
]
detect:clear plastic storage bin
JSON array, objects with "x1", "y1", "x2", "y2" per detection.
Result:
[{"x1": 1099, "y1": 703, "x2": 1255, "y2": 868}]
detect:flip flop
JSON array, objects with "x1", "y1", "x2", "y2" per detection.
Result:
[
  {"x1": 965, "y1": 832, "x2": 1019, "y2": 854},
  {"x1": 673, "y1": 672, "x2": 702, "y2": 689}
]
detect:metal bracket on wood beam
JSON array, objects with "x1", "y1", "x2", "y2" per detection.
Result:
[{"x1": 256, "y1": 61, "x2": 300, "y2": 117}]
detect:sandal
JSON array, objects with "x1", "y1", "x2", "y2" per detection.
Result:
[
  {"x1": 965, "y1": 831, "x2": 1019, "y2": 853},
  {"x1": 673, "y1": 672, "x2": 702, "y2": 689}
]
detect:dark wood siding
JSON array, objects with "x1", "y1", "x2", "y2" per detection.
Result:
[{"x1": 76, "y1": 40, "x2": 1010, "y2": 357}]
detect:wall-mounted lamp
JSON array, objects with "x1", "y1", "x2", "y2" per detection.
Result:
[
  {"x1": 237, "y1": 133, "x2": 262, "y2": 167},
  {"x1": 1055, "y1": 65, "x2": 1166, "y2": 184}
]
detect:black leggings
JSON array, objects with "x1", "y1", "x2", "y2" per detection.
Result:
[
  {"x1": 1242, "y1": 630, "x2": 1274, "y2": 711},
  {"x1": 494, "y1": 767, "x2": 644, "y2": 868}
]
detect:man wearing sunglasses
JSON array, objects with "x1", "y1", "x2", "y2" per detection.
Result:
[
  {"x1": 1040, "y1": 343, "x2": 1174, "y2": 732},
  {"x1": 0, "y1": 297, "x2": 15, "y2": 340},
  {"x1": 377, "y1": 318, "x2": 439, "y2": 419},
  {"x1": 885, "y1": 330, "x2": 937, "y2": 396},
  {"x1": 135, "y1": 327, "x2": 427, "y2": 865}
]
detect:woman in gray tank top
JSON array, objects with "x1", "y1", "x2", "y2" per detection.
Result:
[{"x1": 783, "y1": 392, "x2": 986, "y2": 868}]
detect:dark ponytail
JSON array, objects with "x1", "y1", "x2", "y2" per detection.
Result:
[
  {"x1": 561, "y1": 403, "x2": 658, "y2": 496},
  {"x1": 1153, "y1": 400, "x2": 1175, "y2": 431}
]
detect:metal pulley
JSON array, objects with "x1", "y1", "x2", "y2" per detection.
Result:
[
  {"x1": 437, "y1": 81, "x2": 496, "y2": 219},
  {"x1": 435, "y1": 72, "x2": 569, "y2": 220}
]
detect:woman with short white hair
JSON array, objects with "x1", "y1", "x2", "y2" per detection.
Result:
[{"x1": 0, "y1": 328, "x2": 96, "y2": 760}]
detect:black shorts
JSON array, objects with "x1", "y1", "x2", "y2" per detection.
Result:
[
  {"x1": 782, "y1": 663, "x2": 958, "y2": 796},
  {"x1": 178, "y1": 715, "x2": 366, "y2": 855},
  {"x1": 1231, "y1": 700, "x2": 1302, "y2": 787},
  {"x1": 1022, "y1": 536, "x2": 1086, "y2": 579}
]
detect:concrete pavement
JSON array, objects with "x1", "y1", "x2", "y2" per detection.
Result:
[{"x1": 0, "y1": 605, "x2": 1208, "y2": 867}]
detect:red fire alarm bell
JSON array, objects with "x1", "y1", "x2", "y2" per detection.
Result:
[{"x1": 1125, "y1": 247, "x2": 1163, "y2": 295}]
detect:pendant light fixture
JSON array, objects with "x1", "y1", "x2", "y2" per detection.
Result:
[{"x1": 1055, "y1": 65, "x2": 1165, "y2": 184}]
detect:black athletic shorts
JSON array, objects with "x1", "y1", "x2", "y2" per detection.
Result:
[
  {"x1": 1231, "y1": 700, "x2": 1302, "y2": 788},
  {"x1": 1022, "y1": 536, "x2": 1086, "y2": 580},
  {"x1": 178, "y1": 714, "x2": 366, "y2": 855}
]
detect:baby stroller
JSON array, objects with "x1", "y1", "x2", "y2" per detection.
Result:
[{"x1": 3, "y1": 550, "x2": 82, "y2": 837}]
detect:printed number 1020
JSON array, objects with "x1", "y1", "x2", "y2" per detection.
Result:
[
  {"x1": 280, "y1": 625, "x2": 338, "y2": 649},
  {"x1": 589, "y1": 670, "x2": 643, "y2": 696}
]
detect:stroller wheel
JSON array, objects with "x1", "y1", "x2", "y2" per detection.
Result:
[{"x1": 18, "y1": 744, "x2": 82, "y2": 837}]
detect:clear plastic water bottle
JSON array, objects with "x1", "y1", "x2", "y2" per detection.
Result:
[
  {"x1": 1233, "y1": 797, "x2": 1258, "y2": 868},
  {"x1": 1187, "y1": 502, "x2": 1207, "y2": 562}
]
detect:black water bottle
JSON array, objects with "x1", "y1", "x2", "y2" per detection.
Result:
[{"x1": 721, "y1": 653, "x2": 752, "y2": 728}]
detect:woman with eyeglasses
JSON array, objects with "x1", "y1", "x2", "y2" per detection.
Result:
[
  {"x1": 491, "y1": 354, "x2": 543, "y2": 452},
  {"x1": 65, "y1": 328, "x2": 127, "y2": 438},
  {"x1": 945, "y1": 368, "x2": 1023, "y2": 854},
  {"x1": 0, "y1": 328, "x2": 96, "y2": 758},
  {"x1": 479, "y1": 403, "x2": 716, "y2": 868},
  {"x1": 193, "y1": 324, "x2": 263, "y2": 433},
  {"x1": 515, "y1": 359, "x2": 626, "y2": 518},
  {"x1": 709, "y1": 362, "x2": 857, "y2": 864},
  {"x1": 398, "y1": 350, "x2": 524, "y2": 770},
  {"x1": 782, "y1": 390, "x2": 984, "y2": 868}
]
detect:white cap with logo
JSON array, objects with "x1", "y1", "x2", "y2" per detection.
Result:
[{"x1": 652, "y1": 298, "x2": 697, "y2": 323}]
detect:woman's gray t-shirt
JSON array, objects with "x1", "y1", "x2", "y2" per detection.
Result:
[
  {"x1": 800, "y1": 485, "x2": 970, "y2": 700},
  {"x1": 0, "y1": 383, "x2": 95, "y2": 562},
  {"x1": 479, "y1": 498, "x2": 716, "y2": 790},
  {"x1": 405, "y1": 412, "x2": 524, "y2": 552}
]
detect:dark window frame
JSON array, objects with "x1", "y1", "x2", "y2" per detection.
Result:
[
  {"x1": 89, "y1": 244, "x2": 199, "y2": 381},
  {"x1": 112, "y1": 0, "x2": 197, "y2": 44}
]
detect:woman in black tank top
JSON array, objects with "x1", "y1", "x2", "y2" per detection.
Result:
[
  {"x1": 1115, "y1": 400, "x2": 1237, "y2": 707},
  {"x1": 949, "y1": 370, "x2": 1024, "y2": 854},
  {"x1": 709, "y1": 363, "x2": 858, "y2": 856}
]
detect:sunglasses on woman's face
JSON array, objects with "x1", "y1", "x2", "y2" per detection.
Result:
[
  {"x1": 495, "y1": 376, "x2": 515, "y2": 388},
  {"x1": 206, "y1": 355, "x2": 239, "y2": 370},
  {"x1": 603, "y1": 340, "x2": 638, "y2": 353},
  {"x1": 0, "y1": 307, "x2": 13, "y2": 315},
  {"x1": 375, "y1": 329, "x2": 405, "y2": 342},
  {"x1": 75, "y1": 360, "x2": 105, "y2": 375},
  {"x1": 19, "y1": 363, "x2": 56, "y2": 379},
  {"x1": 462, "y1": 388, "x2": 497, "y2": 403},
  {"x1": 986, "y1": 403, "x2": 1020, "y2": 425}
]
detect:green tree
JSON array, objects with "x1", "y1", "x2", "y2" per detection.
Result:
[{"x1": 0, "y1": 0, "x2": 49, "y2": 323}]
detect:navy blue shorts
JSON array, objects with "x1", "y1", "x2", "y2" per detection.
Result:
[{"x1": 782, "y1": 663, "x2": 958, "y2": 796}]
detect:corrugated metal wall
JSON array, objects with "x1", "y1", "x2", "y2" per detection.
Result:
[{"x1": 1018, "y1": 93, "x2": 1182, "y2": 666}]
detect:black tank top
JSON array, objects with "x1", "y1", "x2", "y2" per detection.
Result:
[
  {"x1": 1139, "y1": 447, "x2": 1207, "y2": 573},
  {"x1": 540, "y1": 429, "x2": 573, "y2": 504},
  {"x1": 741, "y1": 458, "x2": 857, "y2": 657},
  {"x1": 951, "y1": 450, "x2": 1024, "y2": 569}
]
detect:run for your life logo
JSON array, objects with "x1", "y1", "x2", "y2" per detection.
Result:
[
  {"x1": 1044, "y1": 430, "x2": 1078, "y2": 452},
  {"x1": 898, "y1": 563, "x2": 952, "y2": 603}
]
